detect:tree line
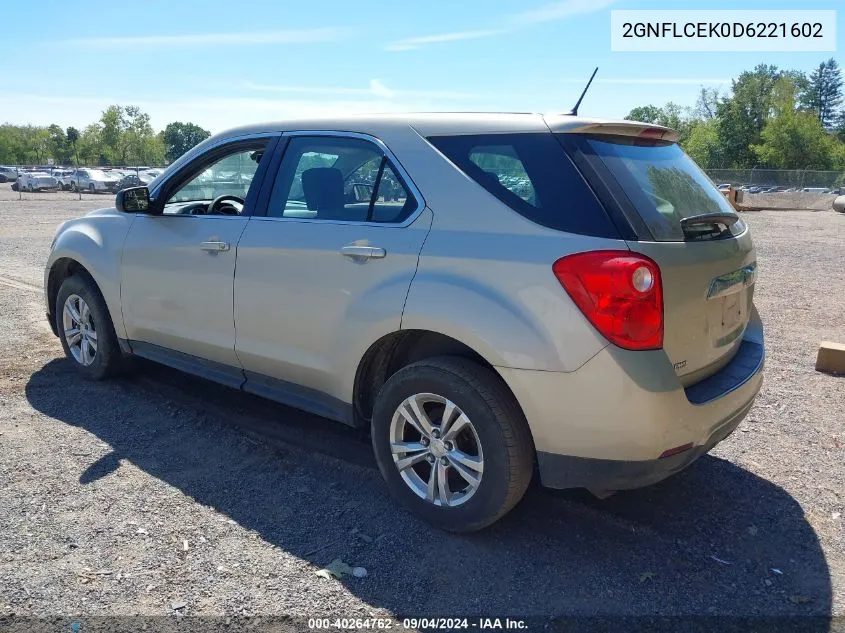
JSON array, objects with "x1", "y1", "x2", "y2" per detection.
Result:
[
  {"x1": 0, "y1": 106, "x2": 211, "y2": 166},
  {"x1": 628, "y1": 59, "x2": 845, "y2": 171}
]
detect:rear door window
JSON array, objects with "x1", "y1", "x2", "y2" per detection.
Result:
[
  {"x1": 428, "y1": 133, "x2": 619, "y2": 238},
  {"x1": 570, "y1": 135, "x2": 742, "y2": 242},
  {"x1": 267, "y1": 136, "x2": 418, "y2": 223}
]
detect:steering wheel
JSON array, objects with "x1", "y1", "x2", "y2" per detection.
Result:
[{"x1": 207, "y1": 194, "x2": 245, "y2": 215}]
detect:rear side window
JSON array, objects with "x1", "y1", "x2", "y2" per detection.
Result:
[
  {"x1": 267, "y1": 136, "x2": 418, "y2": 223},
  {"x1": 571, "y1": 135, "x2": 742, "y2": 242},
  {"x1": 428, "y1": 133, "x2": 619, "y2": 238}
]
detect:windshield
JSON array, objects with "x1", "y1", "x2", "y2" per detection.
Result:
[{"x1": 574, "y1": 136, "x2": 741, "y2": 242}]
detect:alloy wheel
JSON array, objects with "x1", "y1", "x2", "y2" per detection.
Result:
[
  {"x1": 389, "y1": 393, "x2": 484, "y2": 507},
  {"x1": 62, "y1": 294, "x2": 97, "y2": 366}
]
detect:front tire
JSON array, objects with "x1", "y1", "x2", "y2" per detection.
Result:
[
  {"x1": 372, "y1": 356, "x2": 534, "y2": 532},
  {"x1": 56, "y1": 275, "x2": 124, "y2": 380}
]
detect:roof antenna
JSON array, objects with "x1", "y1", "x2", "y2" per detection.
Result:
[{"x1": 566, "y1": 67, "x2": 599, "y2": 116}]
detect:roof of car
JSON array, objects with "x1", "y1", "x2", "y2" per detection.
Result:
[{"x1": 209, "y1": 112, "x2": 674, "y2": 141}]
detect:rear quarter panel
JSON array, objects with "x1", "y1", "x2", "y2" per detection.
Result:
[{"x1": 390, "y1": 128, "x2": 625, "y2": 372}]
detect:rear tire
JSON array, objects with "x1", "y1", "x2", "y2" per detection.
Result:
[
  {"x1": 371, "y1": 356, "x2": 534, "y2": 532},
  {"x1": 56, "y1": 275, "x2": 125, "y2": 380}
]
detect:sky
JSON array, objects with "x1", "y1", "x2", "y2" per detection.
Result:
[{"x1": 0, "y1": 0, "x2": 841, "y2": 133}]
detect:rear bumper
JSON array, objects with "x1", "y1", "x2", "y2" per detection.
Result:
[
  {"x1": 497, "y1": 308, "x2": 764, "y2": 490},
  {"x1": 536, "y1": 399, "x2": 752, "y2": 490}
]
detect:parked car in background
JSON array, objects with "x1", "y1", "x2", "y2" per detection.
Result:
[
  {"x1": 71, "y1": 168, "x2": 123, "y2": 193},
  {"x1": 803, "y1": 187, "x2": 830, "y2": 193},
  {"x1": 0, "y1": 166, "x2": 19, "y2": 183},
  {"x1": 51, "y1": 169, "x2": 75, "y2": 191},
  {"x1": 45, "y1": 113, "x2": 764, "y2": 532},
  {"x1": 717, "y1": 183, "x2": 731, "y2": 192},
  {"x1": 17, "y1": 171, "x2": 60, "y2": 192},
  {"x1": 117, "y1": 171, "x2": 157, "y2": 190}
]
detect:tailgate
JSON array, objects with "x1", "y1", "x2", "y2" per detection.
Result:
[
  {"x1": 552, "y1": 126, "x2": 758, "y2": 384},
  {"x1": 628, "y1": 232, "x2": 756, "y2": 385}
]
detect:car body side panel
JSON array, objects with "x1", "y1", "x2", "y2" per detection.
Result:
[
  {"x1": 387, "y1": 128, "x2": 621, "y2": 372},
  {"x1": 402, "y1": 227, "x2": 620, "y2": 372},
  {"x1": 44, "y1": 208, "x2": 135, "y2": 339},
  {"x1": 234, "y1": 207, "x2": 433, "y2": 405},
  {"x1": 120, "y1": 215, "x2": 250, "y2": 366}
]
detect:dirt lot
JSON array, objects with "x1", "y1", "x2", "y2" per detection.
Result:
[{"x1": 1, "y1": 190, "x2": 844, "y2": 628}]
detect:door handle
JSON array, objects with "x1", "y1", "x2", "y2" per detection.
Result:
[
  {"x1": 200, "y1": 241, "x2": 230, "y2": 252},
  {"x1": 340, "y1": 245, "x2": 386, "y2": 259}
]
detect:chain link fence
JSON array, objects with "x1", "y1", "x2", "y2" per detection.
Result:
[{"x1": 705, "y1": 168, "x2": 845, "y2": 191}]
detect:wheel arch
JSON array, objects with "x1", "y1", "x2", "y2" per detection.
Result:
[
  {"x1": 46, "y1": 258, "x2": 97, "y2": 333},
  {"x1": 352, "y1": 329, "x2": 530, "y2": 434},
  {"x1": 46, "y1": 220, "x2": 130, "y2": 340}
]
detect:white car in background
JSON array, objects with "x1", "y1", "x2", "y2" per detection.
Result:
[
  {"x1": 51, "y1": 169, "x2": 75, "y2": 191},
  {"x1": 17, "y1": 171, "x2": 60, "y2": 192},
  {"x1": 71, "y1": 168, "x2": 123, "y2": 193}
]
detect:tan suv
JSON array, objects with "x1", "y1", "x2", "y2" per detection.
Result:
[{"x1": 45, "y1": 113, "x2": 764, "y2": 532}]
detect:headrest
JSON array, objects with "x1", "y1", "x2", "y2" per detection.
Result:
[
  {"x1": 302, "y1": 168, "x2": 344, "y2": 211},
  {"x1": 482, "y1": 170, "x2": 502, "y2": 187}
]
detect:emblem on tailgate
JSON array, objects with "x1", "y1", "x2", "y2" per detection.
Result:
[{"x1": 707, "y1": 264, "x2": 756, "y2": 300}]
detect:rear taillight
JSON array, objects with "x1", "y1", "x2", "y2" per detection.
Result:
[{"x1": 552, "y1": 250, "x2": 663, "y2": 351}]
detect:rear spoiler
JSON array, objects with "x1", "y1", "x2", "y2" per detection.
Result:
[{"x1": 542, "y1": 116, "x2": 678, "y2": 143}]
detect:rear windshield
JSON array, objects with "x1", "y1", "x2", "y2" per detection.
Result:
[
  {"x1": 427, "y1": 133, "x2": 619, "y2": 238},
  {"x1": 572, "y1": 136, "x2": 741, "y2": 242}
]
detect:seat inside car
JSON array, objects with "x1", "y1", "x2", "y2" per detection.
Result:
[{"x1": 302, "y1": 167, "x2": 367, "y2": 222}]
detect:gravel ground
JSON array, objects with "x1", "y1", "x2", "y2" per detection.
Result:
[{"x1": 0, "y1": 190, "x2": 843, "y2": 628}]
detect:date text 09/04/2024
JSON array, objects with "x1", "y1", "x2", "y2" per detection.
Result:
[{"x1": 307, "y1": 617, "x2": 528, "y2": 630}]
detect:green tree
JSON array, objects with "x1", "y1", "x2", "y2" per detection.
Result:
[
  {"x1": 162, "y1": 122, "x2": 211, "y2": 162},
  {"x1": 0, "y1": 125, "x2": 27, "y2": 163},
  {"x1": 66, "y1": 127, "x2": 81, "y2": 165},
  {"x1": 46, "y1": 124, "x2": 71, "y2": 164},
  {"x1": 124, "y1": 105, "x2": 155, "y2": 165},
  {"x1": 691, "y1": 87, "x2": 720, "y2": 120},
  {"x1": 683, "y1": 119, "x2": 721, "y2": 168},
  {"x1": 78, "y1": 124, "x2": 104, "y2": 165},
  {"x1": 100, "y1": 105, "x2": 129, "y2": 164},
  {"x1": 625, "y1": 105, "x2": 663, "y2": 124},
  {"x1": 800, "y1": 59, "x2": 843, "y2": 129},
  {"x1": 626, "y1": 102, "x2": 692, "y2": 144},
  {"x1": 752, "y1": 78, "x2": 842, "y2": 169},
  {"x1": 715, "y1": 64, "x2": 782, "y2": 168}
]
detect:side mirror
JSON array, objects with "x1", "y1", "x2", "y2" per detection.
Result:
[{"x1": 116, "y1": 186, "x2": 158, "y2": 214}]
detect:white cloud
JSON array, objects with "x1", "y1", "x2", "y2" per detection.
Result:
[
  {"x1": 59, "y1": 27, "x2": 347, "y2": 48},
  {"x1": 240, "y1": 81, "x2": 373, "y2": 96},
  {"x1": 511, "y1": 0, "x2": 617, "y2": 26},
  {"x1": 369, "y1": 79, "x2": 395, "y2": 99},
  {"x1": 241, "y1": 81, "x2": 488, "y2": 101},
  {"x1": 384, "y1": 0, "x2": 616, "y2": 51},
  {"x1": 583, "y1": 78, "x2": 730, "y2": 85},
  {"x1": 385, "y1": 29, "x2": 505, "y2": 51}
]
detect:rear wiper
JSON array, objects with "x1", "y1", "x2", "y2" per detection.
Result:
[
  {"x1": 680, "y1": 212, "x2": 740, "y2": 241},
  {"x1": 680, "y1": 212, "x2": 740, "y2": 230}
]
